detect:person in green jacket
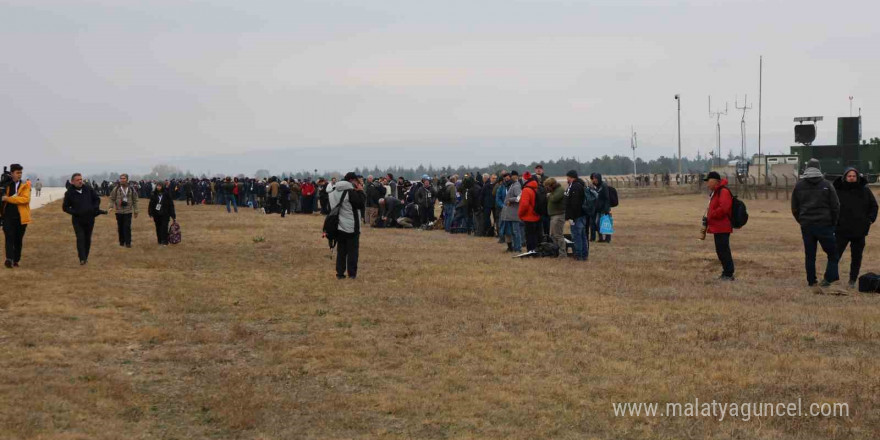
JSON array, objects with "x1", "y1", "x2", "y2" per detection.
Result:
[{"x1": 545, "y1": 177, "x2": 566, "y2": 258}]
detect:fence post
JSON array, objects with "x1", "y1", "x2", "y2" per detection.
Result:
[
  {"x1": 783, "y1": 175, "x2": 789, "y2": 200},
  {"x1": 774, "y1": 175, "x2": 779, "y2": 200}
]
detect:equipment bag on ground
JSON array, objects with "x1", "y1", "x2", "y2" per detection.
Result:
[{"x1": 858, "y1": 273, "x2": 880, "y2": 293}]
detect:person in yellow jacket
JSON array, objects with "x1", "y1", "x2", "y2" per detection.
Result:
[{"x1": 1, "y1": 164, "x2": 31, "y2": 268}]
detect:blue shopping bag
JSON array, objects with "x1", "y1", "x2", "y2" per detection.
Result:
[{"x1": 599, "y1": 214, "x2": 614, "y2": 235}]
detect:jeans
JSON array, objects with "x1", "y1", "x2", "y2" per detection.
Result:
[
  {"x1": 524, "y1": 221, "x2": 541, "y2": 251},
  {"x1": 443, "y1": 204, "x2": 456, "y2": 231},
  {"x1": 226, "y1": 196, "x2": 238, "y2": 213},
  {"x1": 72, "y1": 216, "x2": 95, "y2": 262},
  {"x1": 713, "y1": 233, "x2": 734, "y2": 277},
  {"x1": 115, "y1": 213, "x2": 132, "y2": 246},
  {"x1": 335, "y1": 231, "x2": 359, "y2": 278},
  {"x1": 801, "y1": 225, "x2": 839, "y2": 285},
  {"x1": 837, "y1": 235, "x2": 866, "y2": 282},
  {"x1": 3, "y1": 216, "x2": 26, "y2": 263},
  {"x1": 571, "y1": 216, "x2": 589, "y2": 260}
]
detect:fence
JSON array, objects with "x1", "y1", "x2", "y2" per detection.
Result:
[{"x1": 603, "y1": 173, "x2": 805, "y2": 201}]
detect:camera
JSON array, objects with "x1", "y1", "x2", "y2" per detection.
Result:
[
  {"x1": 0, "y1": 167, "x2": 11, "y2": 194},
  {"x1": 121, "y1": 201, "x2": 129, "y2": 208}
]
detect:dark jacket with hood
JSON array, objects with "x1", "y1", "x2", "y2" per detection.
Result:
[
  {"x1": 591, "y1": 173, "x2": 611, "y2": 215},
  {"x1": 792, "y1": 161, "x2": 839, "y2": 227},
  {"x1": 148, "y1": 189, "x2": 177, "y2": 219},
  {"x1": 833, "y1": 167, "x2": 878, "y2": 237},
  {"x1": 564, "y1": 178, "x2": 586, "y2": 220}
]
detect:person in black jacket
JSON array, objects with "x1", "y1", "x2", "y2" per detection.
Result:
[
  {"x1": 833, "y1": 167, "x2": 878, "y2": 287},
  {"x1": 792, "y1": 158, "x2": 841, "y2": 290},
  {"x1": 564, "y1": 170, "x2": 588, "y2": 261},
  {"x1": 590, "y1": 173, "x2": 612, "y2": 243},
  {"x1": 62, "y1": 173, "x2": 101, "y2": 265},
  {"x1": 148, "y1": 182, "x2": 176, "y2": 246}
]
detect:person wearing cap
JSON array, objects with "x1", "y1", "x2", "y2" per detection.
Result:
[
  {"x1": 499, "y1": 170, "x2": 524, "y2": 252},
  {"x1": 704, "y1": 171, "x2": 735, "y2": 280},
  {"x1": 792, "y1": 158, "x2": 840, "y2": 290},
  {"x1": 328, "y1": 172, "x2": 366, "y2": 279},
  {"x1": 833, "y1": 167, "x2": 877, "y2": 288},
  {"x1": 564, "y1": 170, "x2": 588, "y2": 261},
  {"x1": 441, "y1": 175, "x2": 457, "y2": 232},
  {"x1": 1, "y1": 164, "x2": 31, "y2": 268}
]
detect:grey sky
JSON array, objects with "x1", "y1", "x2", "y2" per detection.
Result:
[{"x1": 2, "y1": 0, "x2": 878, "y2": 175}]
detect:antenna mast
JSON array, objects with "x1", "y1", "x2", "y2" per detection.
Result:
[
  {"x1": 631, "y1": 126, "x2": 638, "y2": 176},
  {"x1": 709, "y1": 96, "x2": 728, "y2": 168},
  {"x1": 735, "y1": 94, "x2": 753, "y2": 163}
]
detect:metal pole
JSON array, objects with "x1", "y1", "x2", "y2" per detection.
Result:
[
  {"x1": 676, "y1": 94, "x2": 682, "y2": 176},
  {"x1": 758, "y1": 55, "x2": 763, "y2": 183}
]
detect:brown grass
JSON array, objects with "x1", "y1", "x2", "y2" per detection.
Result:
[{"x1": 1, "y1": 193, "x2": 879, "y2": 439}]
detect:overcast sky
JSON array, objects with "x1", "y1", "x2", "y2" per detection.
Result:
[{"x1": 2, "y1": 0, "x2": 878, "y2": 174}]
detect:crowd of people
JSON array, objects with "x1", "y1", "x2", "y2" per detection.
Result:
[{"x1": 2, "y1": 160, "x2": 877, "y2": 294}]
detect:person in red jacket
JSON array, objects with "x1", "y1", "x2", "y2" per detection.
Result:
[
  {"x1": 518, "y1": 173, "x2": 542, "y2": 252},
  {"x1": 703, "y1": 171, "x2": 734, "y2": 280}
]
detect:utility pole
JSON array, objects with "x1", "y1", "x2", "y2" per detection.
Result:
[
  {"x1": 631, "y1": 126, "x2": 638, "y2": 176},
  {"x1": 709, "y1": 96, "x2": 728, "y2": 169},
  {"x1": 758, "y1": 55, "x2": 763, "y2": 182},
  {"x1": 736, "y1": 94, "x2": 753, "y2": 166},
  {"x1": 675, "y1": 94, "x2": 682, "y2": 177}
]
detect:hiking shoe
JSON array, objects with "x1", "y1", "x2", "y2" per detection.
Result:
[
  {"x1": 819, "y1": 279, "x2": 835, "y2": 288},
  {"x1": 336, "y1": 275, "x2": 346, "y2": 280},
  {"x1": 80, "y1": 260, "x2": 87, "y2": 266},
  {"x1": 4, "y1": 260, "x2": 12, "y2": 269}
]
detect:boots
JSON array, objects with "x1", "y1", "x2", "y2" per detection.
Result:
[{"x1": 506, "y1": 242, "x2": 513, "y2": 252}]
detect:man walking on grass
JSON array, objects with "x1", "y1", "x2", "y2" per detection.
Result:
[
  {"x1": 108, "y1": 173, "x2": 138, "y2": 248},
  {"x1": 792, "y1": 159, "x2": 840, "y2": 293}
]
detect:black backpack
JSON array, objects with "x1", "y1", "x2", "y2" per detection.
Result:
[
  {"x1": 535, "y1": 242, "x2": 559, "y2": 257},
  {"x1": 322, "y1": 190, "x2": 349, "y2": 247},
  {"x1": 858, "y1": 273, "x2": 880, "y2": 293},
  {"x1": 582, "y1": 186, "x2": 598, "y2": 217},
  {"x1": 608, "y1": 186, "x2": 619, "y2": 208},
  {"x1": 725, "y1": 188, "x2": 748, "y2": 229},
  {"x1": 533, "y1": 185, "x2": 548, "y2": 216}
]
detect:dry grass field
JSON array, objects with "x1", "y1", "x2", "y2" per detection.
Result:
[{"x1": 2, "y1": 192, "x2": 879, "y2": 439}]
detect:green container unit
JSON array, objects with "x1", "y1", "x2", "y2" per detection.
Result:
[{"x1": 791, "y1": 143, "x2": 880, "y2": 181}]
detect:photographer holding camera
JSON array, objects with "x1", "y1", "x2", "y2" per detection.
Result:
[
  {"x1": 1, "y1": 164, "x2": 31, "y2": 269},
  {"x1": 108, "y1": 173, "x2": 138, "y2": 248},
  {"x1": 62, "y1": 173, "x2": 102, "y2": 265}
]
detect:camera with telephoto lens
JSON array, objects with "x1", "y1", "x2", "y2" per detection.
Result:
[{"x1": 0, "y1": 167, "x2": 11, "y2": 194}]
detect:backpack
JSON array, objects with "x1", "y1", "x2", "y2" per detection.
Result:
[
  {"x1": 858, "y1": 273, "x2": 880, "y2": 293},
  {"x1": 168, "y1": 220, "x2": 182, "y2": 245},
  {"x1": 533, "y1": 185, "x2": 548, "y2": 216},
  {"x1": 725, "y1": 188, "x2": 748, "y2": 229},
  {"x1": 608, "y1": 186, "x2": 619, "y2": 208},
  {"x1": 322, "y1": 190, "x2": 349, "y2": 247},
  {"x1": 582, "y1": 186, "x2": 598, "y2": 217},
  {"x1": 535, "y1": 242, "x2": 559, "y2": 257}
]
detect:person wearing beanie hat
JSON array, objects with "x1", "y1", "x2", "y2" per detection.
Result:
[
  {"x1": 792, "y1": 157, "x2": 841, "y2": 291},
  {"x1": 832, "y1": 167, "x2": 877, "y2": 288},
  {"x1": 704, "y1": 171, "x2": 735, "y2": 280}
]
